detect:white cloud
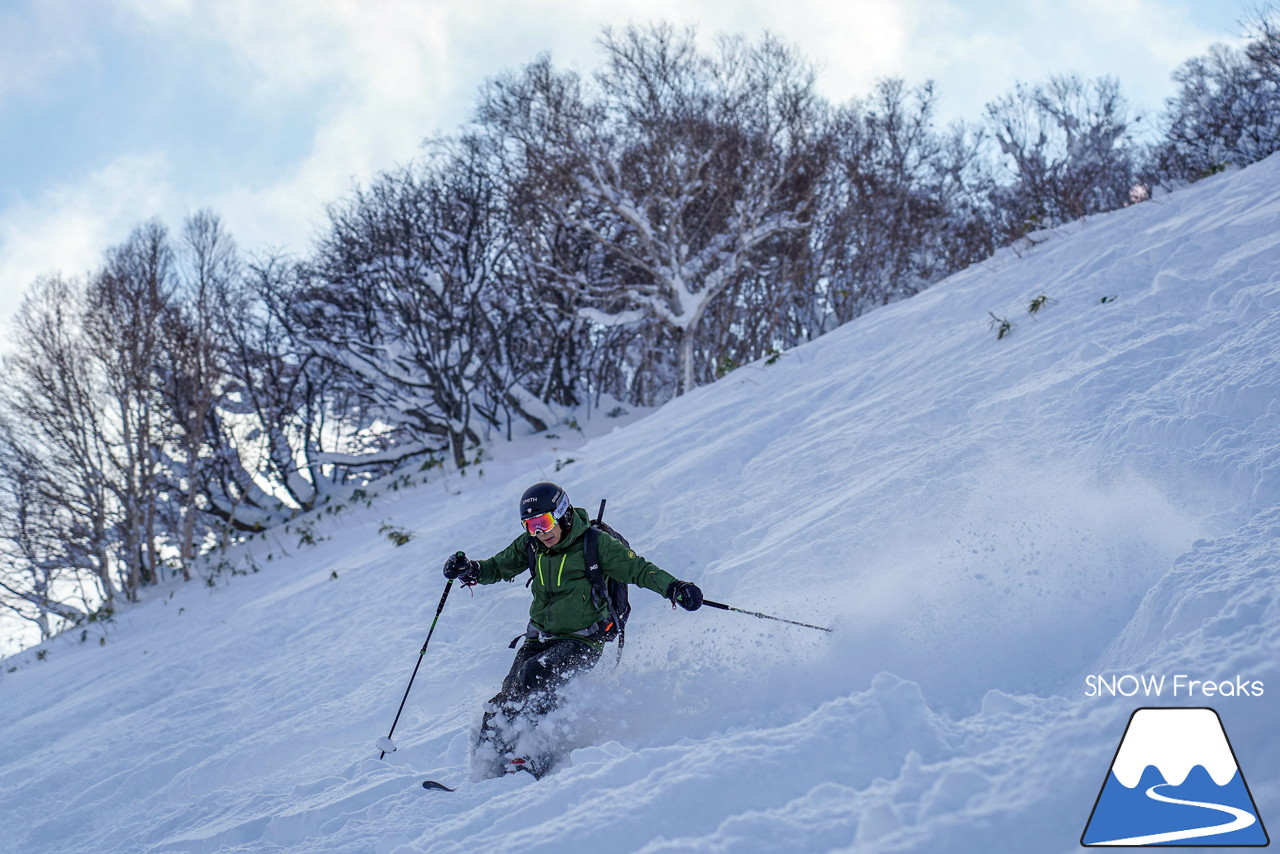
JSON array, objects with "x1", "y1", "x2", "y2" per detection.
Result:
[
  {"x1": 197, "y1": 0, "x2": 920, "y2": 255},
  {"x1": 902, "y1": 0, "x2": 1248, "y2": 123},
  {"x1": 134, "y1": 0, "x2": 464, "y2": 256},
  {"x1": 454, "y1": 0, "x2": 916, "y2": 103},
  {"x1": 0, "y1": 0, "x2": 1262, "y2": 327},
  {"x1": 0, "y1": 153, "x2": 172, "y2": 327},
  {"x1": 708, "y1": 0, "x2": 919, "y2": 103}
]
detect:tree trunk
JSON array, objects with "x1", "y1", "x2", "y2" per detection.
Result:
[{"x1": 676, "y1": 326, "x2": 695, "y2": 396}]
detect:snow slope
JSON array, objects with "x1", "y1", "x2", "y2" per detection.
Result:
[{"x1": 1, "y1": 155, "x2": 1278, "y2": 854}]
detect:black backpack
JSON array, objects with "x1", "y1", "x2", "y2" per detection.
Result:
[
  {"x1": 524, "y1": 499, "x2": 632, "y2": 648},
  {"x1": 584, "y1": 501, "x2": 632, "y2": 645}
]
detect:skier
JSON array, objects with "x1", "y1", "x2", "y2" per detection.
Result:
[{"x1": 443, "y1": 481, "x2": 703, "y2": 779}]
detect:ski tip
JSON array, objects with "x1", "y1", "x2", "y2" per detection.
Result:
[{"x1": 422, "y1": 780, "x2": 455, "y2": 792}]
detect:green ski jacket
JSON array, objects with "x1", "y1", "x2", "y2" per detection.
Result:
[{"x1": 476, "y1": 507, "x2": 677, "y2": 637}]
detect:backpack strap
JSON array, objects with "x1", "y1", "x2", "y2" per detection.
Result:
[
  {"x1": 583, "y1": 526, "x2": 605, "y2": 608},
  {"x1": 585, "y1": 523, "x2": 626, "y2": 656}
]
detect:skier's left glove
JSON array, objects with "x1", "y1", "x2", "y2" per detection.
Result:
[{"x1": 665, "y1": 580, "x2": 703, "y2": 611}]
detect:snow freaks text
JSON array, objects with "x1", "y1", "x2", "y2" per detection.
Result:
[{"x1": 1084, "y1": 674, "x2": 1266, "y2": 699}]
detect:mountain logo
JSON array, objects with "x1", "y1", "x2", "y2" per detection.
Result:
[{"x1": 1081, "y1": 707, "x2": 1269, "y2": 847}]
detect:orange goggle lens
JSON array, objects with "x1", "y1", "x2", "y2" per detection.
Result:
[{"x1": 523, "y1": 512, "x2": 557, "y2": 535}]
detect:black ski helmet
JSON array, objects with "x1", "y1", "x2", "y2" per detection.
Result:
[{"x1": 519, "y1": 481, "x2": 571, "y2": 525}]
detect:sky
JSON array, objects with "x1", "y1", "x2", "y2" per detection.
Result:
[{"x1": 0, "y1": 0, "x2": 1260, "y2": 334}]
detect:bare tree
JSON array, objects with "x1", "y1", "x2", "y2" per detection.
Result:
[
  {"x1": 813, "y1": 80, "x2": 992, "y2": 327},
  {"x1": 480, "y1": 25, "x2": 831, "y2": 398},
  {"x1": 1245, "y1": 8, "x2": 1280, "y2": 86},
  {"x1": 0, "y1": 415, "x2": 92, "y2": 641},
  {"x1": 0, "y1": 276, "x2": 117, "y2": 621},
  {"x1": 156, "y1": 211, "x2": 239, "y2": 578},
  {"x1": 201, "y1": 254, "x2": 354, "y2": 530},
  {"x1": 83, "y1": 220, "x2": 174, "y2": 598},
  {"x1": 985, "y1": 75, "x2": 1139, "y2": 239},
  {"x1": 1153, "y1": 12, "x2": 1280, "y2": 185},
  {"x1": 297, "y1": 141, "x2": 547, "y2": 469}
]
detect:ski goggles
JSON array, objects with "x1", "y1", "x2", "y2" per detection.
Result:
[{"x1": 522, "y1": 512, "x2": 558, "y2": 535}]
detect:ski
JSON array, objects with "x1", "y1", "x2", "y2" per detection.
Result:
[{"x1": 422, "y1": 756, "x2": 539, "y2": 790}]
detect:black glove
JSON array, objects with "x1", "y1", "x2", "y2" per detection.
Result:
[
  {"x1": 665, "y1": 580, "x2": 703, "y2": 611},
  {"x1": 443, "y1": 552, "x2": 480, "y2": 584}
]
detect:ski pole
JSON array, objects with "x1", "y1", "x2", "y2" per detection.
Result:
[
  {"x1": 702, "y1": 599, "x2": 832, "y2": 633},
  {"x1": 378, "y1": 571, "x2": 455, "y2": 760}
]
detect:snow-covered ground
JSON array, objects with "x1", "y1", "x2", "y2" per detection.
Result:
[{"x1": 2, "y1": 155, "x2": 1278, "y2": 853}]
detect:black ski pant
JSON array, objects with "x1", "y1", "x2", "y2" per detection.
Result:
[{"x1": 477, "y1": 636, "x2": 602, "y2": 774}]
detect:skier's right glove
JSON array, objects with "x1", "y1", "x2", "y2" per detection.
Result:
[
  {"x1": 443, "y1": 552, "x2": 480, "y2": 584},
  {"x1": 665, "y1": 580, "x2": 703, "y2": 611}
]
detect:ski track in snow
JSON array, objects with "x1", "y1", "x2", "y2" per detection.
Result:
[{"x1": 2, "y1": 154, "x2": 1280, "y2": 853}]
